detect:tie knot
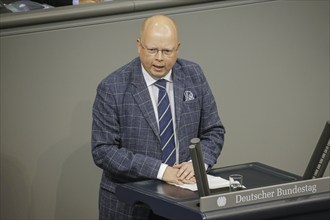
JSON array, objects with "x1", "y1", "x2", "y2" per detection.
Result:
[{"x1": 155, "y1": 79, "x2": 167, "y2": 90}]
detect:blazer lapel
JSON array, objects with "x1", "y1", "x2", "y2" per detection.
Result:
[
  {"x1": 172, "y1": 67, "x2": 185, "y2": 134},
  {"x1": 129, "y1": 64, "x2": 160, "y2": 140}
]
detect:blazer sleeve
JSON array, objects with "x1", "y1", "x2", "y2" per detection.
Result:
[
  {"x1": 91, "y1": 79, "x2": 162, "y2": 181},
  {"x1": 198, "y1": 69, "x2": 225, "y2": 168}
]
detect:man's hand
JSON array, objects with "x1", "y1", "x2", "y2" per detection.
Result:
[
  {"x1": 173, "y1": 162, "x2": 196, "y2": 184},
  {"x1": 162, "y1": 166, "x2": 183, "y2": 185},
  {"x1": 162, "y1": 162, "x2": 196, "y2": 185}
]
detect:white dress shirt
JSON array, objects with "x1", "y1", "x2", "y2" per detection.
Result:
[{"x1": 141, "y1": 65, "x2": 179, "y2": 180}]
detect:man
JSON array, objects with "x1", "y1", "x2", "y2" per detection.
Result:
[{"x1": 92, "y1": 15, "x2": 225, "y2": 219}]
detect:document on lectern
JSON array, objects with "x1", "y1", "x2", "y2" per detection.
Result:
[{"x1": 171, "y1": 174, "x2": 229, "y2": 191}]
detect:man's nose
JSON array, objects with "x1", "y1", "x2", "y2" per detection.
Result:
[{"x1": 155, "y1": 50, "x2": 164, "y2": 60}]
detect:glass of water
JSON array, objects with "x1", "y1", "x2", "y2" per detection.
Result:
[{"x1": 229, "y1": 174, "x2": 243, "y2": 192}]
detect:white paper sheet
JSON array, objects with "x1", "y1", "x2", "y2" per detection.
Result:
[{"x1": 171, "y1": 174, "x2": 229, "y2": 191}]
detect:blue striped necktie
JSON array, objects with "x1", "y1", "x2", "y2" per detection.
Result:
[{"x1": 155, "y1": 79, "x2": 176, "y2": 165}]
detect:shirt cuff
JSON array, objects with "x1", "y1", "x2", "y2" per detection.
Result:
[
  {"x1": 157, "y1": 163, "x2": 168, "y2": 180},
  {"x1": 204, "y1": 163, "x2": 209, "y2": 171}
]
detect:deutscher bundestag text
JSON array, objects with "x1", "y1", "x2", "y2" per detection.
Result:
[{"x1": 236, "y1": 184, "x2": 317, "y2": 204}]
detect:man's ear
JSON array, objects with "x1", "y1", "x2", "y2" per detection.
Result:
[
  {"x1": 136, "y1": 38, "x2": 142, "y2": 53},
  {"x1": 176, "y1": 42, "x2": 181, "y2": 52}
]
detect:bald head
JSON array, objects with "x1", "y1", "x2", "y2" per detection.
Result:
[
  {"x1": 137, "y1": 15, "x2": 180, "y2": 78},
  {"x1": 140, "y1": 15, "x2": 179, "y2": 43}
]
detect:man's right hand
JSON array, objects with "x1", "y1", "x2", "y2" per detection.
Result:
[
  {"x1": 162, "y1": 166, "x2": 195, "y2": 185},
  {"x1": 162, "y1": 166, "x2": 183, "y2": 185}
]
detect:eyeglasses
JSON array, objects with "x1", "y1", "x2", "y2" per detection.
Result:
[{"x1": 140, "y1": 42, "x2": 178, "y2": 57}]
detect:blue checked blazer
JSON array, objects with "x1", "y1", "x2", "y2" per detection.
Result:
[{"x1": 92, "y1": 57, "x2": 225, "y2": 193}]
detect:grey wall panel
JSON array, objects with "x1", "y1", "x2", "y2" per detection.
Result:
[
  {"x1": 1, "y1": 0, "x2": 329, "y2": 219},
  {"x1": 0, "y1": 0, "x2": 224, "y2": 29}
]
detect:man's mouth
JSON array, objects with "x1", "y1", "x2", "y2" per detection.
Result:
[{"x1": 153, "y1": 64, "x2": 165, "y2": 71}]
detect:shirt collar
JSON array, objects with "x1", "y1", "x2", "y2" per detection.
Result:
[{"x1": 141, "y1": 64, "x2": 173, "y2": 87}]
